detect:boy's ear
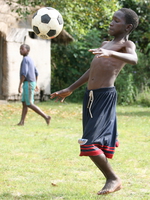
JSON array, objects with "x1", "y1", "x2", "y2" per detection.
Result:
[{"x1": 126, "y1": 24, "x2": 133, "y2": 33}]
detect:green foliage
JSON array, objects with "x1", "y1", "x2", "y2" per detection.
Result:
[
  {"x1": 136, "y1": 86, "x2": 150, "y2": 107},
  {"x1": 119, "y1": 0, "x2": 150, "y2": 52},
  {"x1": 7, "y1": 0, "x2": 150, "y2": 105},
  {"x1": 7, "y1": 0, "x2": 119, "y2": 37},
  {"x1": 115, "y1": 50, "x2": 150, "y2": 105},
  {"x1": 115, "y1": 0, "x2": 150, "y2": 105},
  {"x1": 115, "y1": 68, "x2": 137, "y2": 105},
  {"x1": 51, "y1": 0, "x2": 150, "y2": 105}
]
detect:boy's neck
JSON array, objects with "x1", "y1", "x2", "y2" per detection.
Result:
[
  {"x1": 23, "y1": 54, "x2": 28, "y2": 57},
  {"x1": 113, "y1": 35, "x2": 129, "y2": 42}
]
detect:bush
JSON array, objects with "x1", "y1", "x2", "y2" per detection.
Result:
[
  {"x1": 115, "y1": 70, "x2": 137, "y2": 105},
  {"x1": 51, "y1": 29, "x2": 150, "y2": 105},
  {"x1": 135, "y1": 86, "x2": 150, "y2": 106},
  {"x1": 115, "y1": 50, "x2": 150, "y2": 105},
  {"x1": 51, "y1": 28, "x2": 102, "y2": 102}
]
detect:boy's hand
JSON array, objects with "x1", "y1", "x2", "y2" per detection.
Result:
[
  {"x1": 35, "y1": 86, "x2": 39, "y2": 92},
  {"x1": 18, "y1": 85, "x2": 22, "y2": 93},
  {"x1": 50, "y1": 89, "x2": 72, "y2": 102},
  {"x1": 89, "y1": 48, "x2": 111, "y2": 58}
]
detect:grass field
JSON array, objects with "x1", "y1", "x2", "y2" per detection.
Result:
[{"x1": 0, "y1": 100, "x2": 150, "y2": 200}]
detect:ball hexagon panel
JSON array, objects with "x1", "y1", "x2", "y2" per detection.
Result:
[
  {"x1": 38, "y1": 23, "x2": 51, "y2": 34},
  {"x1": 47, "y1": 9, "x2": 59, "y2": 18},
  {"x1": 37, "y1": 7, "x2": 50, "y2": 16},
  {"x1": 32, "y1": 15, "x2": 42, "y2": 27}
]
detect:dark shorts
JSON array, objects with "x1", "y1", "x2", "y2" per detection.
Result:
[{"x1": 79, "y1": 87, "x2": 118, "y2": 159}]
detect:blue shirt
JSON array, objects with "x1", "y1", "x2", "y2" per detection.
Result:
[{"x1": 20, "y1": 55, "x2": 38, "y2": 82}]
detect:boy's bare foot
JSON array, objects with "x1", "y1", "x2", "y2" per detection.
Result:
[
  {"x1": 45, "y1": 116, "x2": 51, "y2": 125},
  {"x1": 17, "y1": 122, "x2": 24, "y2": 126},
  {"x1": 97, "y1": 178, "x2": 122, "y2": 195}
]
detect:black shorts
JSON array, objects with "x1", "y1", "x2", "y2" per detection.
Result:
[{"x1": 79, "y1": 87, "x2": 118, "y2": 159}]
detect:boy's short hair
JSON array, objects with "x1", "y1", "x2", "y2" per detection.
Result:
[
  {"x1": 119, "y1": 8, "x2": 139, "y2": 32},
  {"x1": 21, "y1": 44, "x2": 30, "y2": 51}
]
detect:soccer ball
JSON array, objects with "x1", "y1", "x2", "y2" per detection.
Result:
[{"x1": 32, "y1": 7, "x2": 64, "y2": 40}]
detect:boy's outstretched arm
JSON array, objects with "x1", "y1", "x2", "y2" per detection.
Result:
[
  {"x1": 50, "y1": 69, "x2": 90, "y2": 102},
  {"x1": 89, "y1": 41, "x2": 138, "y2": 65},
  {"x1": 50, "y1": 88, "x2": 72, "y2": 102}
]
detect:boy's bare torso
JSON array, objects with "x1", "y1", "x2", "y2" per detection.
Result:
[{"x1": 88, "y1": 40, "x2": 127, "y2": 90}]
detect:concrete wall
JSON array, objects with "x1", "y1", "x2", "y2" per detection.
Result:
[
  {"x1": 5, "y1": 29, "x2": 51, "y2": 100},
  {"x1": 6, "y1": 41, "x2": 22, "y2": 97},
  {"x1": 25, "y1": 32, "x2": 51, "y2": 95},
  {"x1": 0, "y1": 0, "x2": 52, "y2": 101}
]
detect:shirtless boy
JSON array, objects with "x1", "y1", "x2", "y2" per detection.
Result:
[
  {"x1": 17, "y1": 44, "x2": 51, "y2": 126},
  {"x1": 50, "y1": 8, "x2": 139, "y2": 195}
]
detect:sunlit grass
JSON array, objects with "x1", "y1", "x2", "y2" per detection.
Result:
[{"x1": 0, "y1": 101, "x2": 150, "y2": 199}]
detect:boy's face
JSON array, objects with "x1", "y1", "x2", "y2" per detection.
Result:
[
  {"x1": 20, "y1": 45, "x2": 29, "y2": 56},
  {"x1": 108, "y1": 11, "x2": 128, "y2": 37}
]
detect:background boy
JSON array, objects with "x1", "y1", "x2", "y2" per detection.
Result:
[{"x1": 18, "y1": 44, "x2": 50, "y2": 126}]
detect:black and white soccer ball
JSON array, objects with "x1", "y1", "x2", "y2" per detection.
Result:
[{"x1": 32, "y1": 7, "x2": 64, "y2": 40}]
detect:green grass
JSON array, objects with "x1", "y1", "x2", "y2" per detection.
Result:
[{"x1": 0, "y1": 101, "x2": 150, "y2": 200}]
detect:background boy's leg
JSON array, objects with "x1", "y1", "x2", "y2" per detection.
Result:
[
  {"x1": 17, "y1": 102, "x2": 28, "y2": 125},
  {"x1": 28, "y1": 104, "x2": 51, "y2": 125}
]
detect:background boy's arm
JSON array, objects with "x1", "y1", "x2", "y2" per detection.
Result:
[
  {"x1": 18, "y1": 75, "x2": 25, "y2": 93},
  {"x1": 89, "y1": 41, "x2": 138, "y2": 65},
  {"x1": 50, "y1": 69, "x2": 90, "y2": 102},
  {"x1": 35, "y1": 75, "x2": 39, "y2": 92}
]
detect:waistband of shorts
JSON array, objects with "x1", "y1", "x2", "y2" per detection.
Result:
[
  {"x1": 23, "y1": 81, "x2": 36, "y2": 83},
  {"x1": 86, "y1": 86, "x2": 116, "y2": 93}
]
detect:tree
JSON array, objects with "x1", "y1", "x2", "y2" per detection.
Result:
[
  {"x1": 115, "y1": 0, "x2": 150, "y2": 105},
  {"x1": 118, "y1": 0, "x2": 150, "y2": 52},
  {"x1": 7, "y1": 0, "x2": 150, "y2": 104},
  {"x1": 7, "y1": 0, "x2": 119, "y2": 37}
]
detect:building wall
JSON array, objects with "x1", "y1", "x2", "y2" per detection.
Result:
[
  {"x1": 0, "y1": 32, "x2": 8, "y2": 99},
  {"x1": 25, "y1": 32, "x2": 51, "y2": 95},
  {"x1": 6, "y1": 41, "x2": 22, "y2": 97},
  {"x1": 0, "y1": 0, "x2": 53, "y2": 101},
  {"x1": 4, "y1": 28, "x2": 51, "y2": 101},
  {"x1": 0, "y1": 33, "x2": 4, "y2": 97}
]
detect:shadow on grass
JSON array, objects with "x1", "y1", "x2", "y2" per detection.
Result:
[{"x1": 0, "y1": 192, "x2": 65, "y2": 200}]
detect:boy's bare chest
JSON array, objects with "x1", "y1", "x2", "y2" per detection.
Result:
[
  {"x1": 102, "y1": 41, "x2": 126, "y2": 52},
  {"x1": 91, "y1": 53, "x2": 124, "y2": 72}
]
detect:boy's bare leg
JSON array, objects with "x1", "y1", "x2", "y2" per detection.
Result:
[
  {"x1": 89, "y1": 154, "x2": 122, "y2": 195},
  {"x1": 28, "y1": 104, "x2": 51, "y2": 125},
  {"x1": 17, "y1": 102, "x2": 28, "y2": 126}
]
